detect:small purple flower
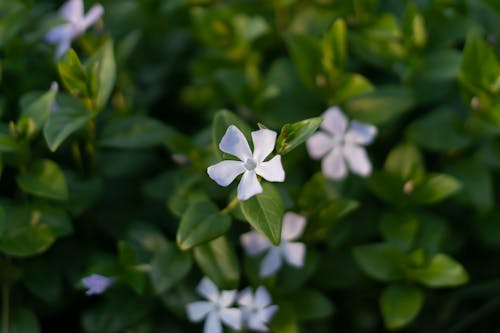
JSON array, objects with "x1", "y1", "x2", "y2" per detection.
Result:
[{"x1": 81, "y1": 274, "x2": 113, "y2": 295}]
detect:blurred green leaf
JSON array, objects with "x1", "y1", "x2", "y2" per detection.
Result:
[
  {"x1": 380, "y1": 212, "x2": 418, "y2": 251},
  {"x1": 57, "y1": 49, "x2": 89, "y2": 99},
  {"x1": 380, "y1": 284, "x2": 423, "y2": 330},
  {"x1": 150, "y1": 242, "x2": 192, "y2": 294},
  {"x1": 402, "y1": 3, "x2": 427, "y2": 50},
  {"x1": 290, "y1": 289, "x2": 335, "y2": 320},
  {"x1": 286, "y1": 33, "x2": 325, "y2": 92},
  {"x1": 276, "y1": 116, "x2": 322, "y2": 155},
  {"x1": 0, "y1": 133, "x2": 19, "y2": 153},
  {"x1": 16, "y1": 159, "x2": 68, "y2": 201},
  {"x1": 384, "y1": 142, "x2": 424, "y2": 181},
  {"x1": 19, "y1": 85, "x2": 58, "y2": 134},
  {"x1": 240, "y1": 183, "x2": 284, "y2": 245},
  {"x1": 85, "y1": 40, "x2": 116, "y2": 111},
  {"x1": 193, "y1": 236, "x2": 240, "y2": 289},
  {"x1": 177, "y1": 200, "x2": 231, "y2": 250},
  {"x1": 322, "y1": 18, "x2": 347, "y2": 71},
  {"x1": 269, "y1": 302, "x2": 299, "y2": 333},
  {"x1": 408, "y1": 174, "x2": 462, "y2": 205},
  {"x1": 353, "y1": 243, "x2": 406, "y2": 281},
  {"x1": 1, "y1": 308, "x2": 40, "y2": 333},
  {"x1": 410, "y1": 254, "x2": 469, "y2": 287},
  {"x1": 0, "y1": 206, "x2": 4, "y2": 237}
]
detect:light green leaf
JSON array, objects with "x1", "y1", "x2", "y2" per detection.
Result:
[
  {"x1": 177, "y1": 200, "x2": 231, "y2": 250},
  {"x1": 85, "y1": 40, "x2": 116, "y2": 110},
  {"x1": 276, "y1": 117, "x2": 322, "y2": 155},
  {"x1": 380, "y1": 284, "x2": 424, "y2": 330},
  {"x1": 269, "y1": 302, "x2": 299, "y2": 333},
  {"x1": 411, "y1": 254, "x2": 469, "y2": 287},
  {"x1": 385, "y1": 142, "x2": 425, "y2": 181},
  {"x1": 150, "y1": 242, "x2": 192, "y2": 294},
  {"x1": 240, "y1": 183, "x2": 284, "y2": 245},
  {"x1": 193, "y1": 236, "x2": 240, "y2": 289},
  {"x1": 353, "y1": 243, "x2": 406, "y2": 281},
  {"x1": 16, "y1": 159, "x2": 68, "y2": 200},
  {"x1": 409, "y1": 173, "x2": 462, "y2": 205},
  {"x1": 322, "y1": 18, "x2": 347, "y2": 71},
  {"x1": 57, "y1": 49, "x2": 89, "y2": 99}
]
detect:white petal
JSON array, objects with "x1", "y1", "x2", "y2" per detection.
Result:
[
  {"x1": 248, "y1": 317, "x2": 270, "y2": 332},
  {"x1": 344, "y1": 144, "x2": 372, "y2": 177},
  {"x1": 282, "y1": 241, "x2": 306, "y2": 268},
  {"x1": 255, "y1": 286, "x2": 272, "y2": 307},
  {"x1": 241, "y1": 231, "x2": 271, "y2": 256},
  {"x1": 46, "y1": 25, "x2": 72, "y2": 44},
  {"x1": 260, "y1": 247, "x2": 283, "y2": 277},
  {"x1": 322, "y1": 147, "x2": 347, "y2": 180},
  {"x1": 306, "y1": 132, "x2": 335, "y2": 159},
  {"x1": 237, "y1": 171, "x2": 262, "y2": 201},
  {"x1": 81, "y1": 4, "x2": 104, "y2": 30},
  {"x1": 204, "y1": 311, "x2": 222, "y2": 333},
  {"x1": 321, "y1": 106, "x2": 348, "y2": 136},
  {"x1": 345, "y1": 121, "x2": 377, "y2": 145},
  {"x1": 61, "y1": 0, "x2": 83, "y2": 23},
  {"x1": 55, "y1": 39, "x2": 72, "y2": 59},
  {"x1": 187, "y1": 301, "x2": 213, "y2": 322},
  {"x1": 218, "y1": 290, "x2": 237, "y2": 308},
  {"x1": 197, "y1": 277, "x2": 219, "y2": 303},
  {"x1": 207, "y1": 160, "x2": 245, "y2": 186},
  {"x1": 255, "y1": 155, "x2": 285, "y2": 182},
  {"x1": 260, "y1": 304, "x2": 279, "y2": 322},
  {"x1": 252, "y1": 129, "x2": 277, "y2": 163},
  {"x1": 237, "y1": 287, "x2": 253, "y2": 307},
  {"x1": 220, "y1": 308, "x2": 242, "y2": 330},
  {"x1": 219, "y1": 125, "x2": 252, "y2": 161},
  {"x1": 281, "y1": 212, "x2": 306, "y2": 241}
]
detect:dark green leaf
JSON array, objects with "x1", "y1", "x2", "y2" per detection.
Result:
[
  {"x1": 16, "y1": 159, "x2": 68, "y2": 200},
  {"x1": 286, "y1": 33, "x2": 325, "y2": 92},
  {"x1": 150, "y1": 242, "x2": 192, "y2": 294},
  {"x1": 353, "y1": 243, "x2": 406, "y2": 281},
  {"x1": 384, "y1": 142, "x2": 424, "y2": 181},
  {"x1": 19, "y1": 85, "x2": 58, "y2": 133},
  {"x1": 0, "y1": 206, "x2": 4, "y2": 237},
  {"x1": 380, "y1": 284, "x2": 424, "y2": 330},
  {"x1": 177, "y1": 200, "x2": 231, "y2": 250},
  {"x1": 240, "y1": 183, "x2": 284, "y2": 245},
  {"x1": 2, "y1": 308, "x2": 41, "y2": 333},
  {"x1": 290, "y1": 289, "x2": 335, "y2": 320},
  {"x1": 276, "y1": 117, "x2": 322, "y2": 155},
  {"x1": 380, "y1": 212, "x2": 418, "y2": 251}
]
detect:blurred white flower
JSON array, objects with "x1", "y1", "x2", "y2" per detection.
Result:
[
  {"x1": 306, "y1": 106, "x2": 377, "y2": 180},
  {"x1": 241, "y1": 212, "x2": 306, "y2": 277},
  {"x1": 207, "y1": 125, "x2": 285, "y2": 201},
  {"x1": 46, "y1": 0, "x2": 104, "y2": 59},
  {"x1": 187, "y1": 277, "x2": 242, "y2": 333},
  {"x1": 81, "y1": 274, "x2": 113, "y2": 295},
  {"x1": 238, "y1": 286, "x2": 278, "y2": 332}
]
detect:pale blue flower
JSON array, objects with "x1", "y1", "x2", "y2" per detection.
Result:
[
  {"x1": 238, "y1": 286, "x2": 278, "y2": 332},
  {"x1": 81, "y1": 274, "x2": 113, "y2": 295}
]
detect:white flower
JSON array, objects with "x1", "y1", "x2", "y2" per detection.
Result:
[
  {"x1": 46, "y1": 0, "x2": 104, "y2": 59},
  {"x1": 81, "y1": 274, "x2": 113, "y2": 295},
  {"x1": 306, "y1": 106, "x2": 377, "y2": 180},
  {"x1": 238, "y1": 286, "x2": 278, "y2": 332},
  {"x1": 187, "y1": 277, "x2": 242, "y2": 333},
  {"x1": 241, "y1": 212, "x2": 306, "y2": 277},
  {"x1": 207, "y1": 125, "x2": 285, "y2": 201}
]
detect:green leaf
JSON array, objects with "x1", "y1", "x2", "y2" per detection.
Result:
[
  {"x1": 353, "y1": 243, "x2": 406, "y2": 281},
  {"x1": 177, "y1": 200, "x2": 231, "y2": 250},
  {"x1": 384, "y1": 142, "x2": 425, "y2": 181},
  {"x1": 193, "y1": 236, "x2": 240, "y2": 289},
  {"x1": 43, "y1": 95, "x2": 91, "y2": 151},
  {"x1": 85, "y1": 40, "x2": 116, "y2": 110},
  {"x1": 380, "y1": 285, "x2": 424, "y2": 330},
  {"x1": 240, "y1": 183, "x2": 284, "y2": 245},
  {"x1": 411, "y1": 254, "x2": 469, "y2": 287},
  {"x1": 212, "y1": 109, "x2": 252, "y2": 159},
  {"x1": 380, "y1": 212, "x2": 418, "y2": 251},
  {"x1": 57, "y1": 49, "x2": 89, "y2": 99},
  {"x1": 0, "y1": 133, "x2": 20, "y2": 153},
  {"x1": 1, "y1": 308, "x2": 41, "y2": 333},
  {"x1": 343, "y1": 86, "x2": 414, "y2": 124},
  {"x1": 290, "y1": 289, "x2": 335, "y2": 320},
  {"x1": 269, "y1": 302, "x2": 299, "y2": 333},
  {"x1": 332, "y1": 72, "x2": 374, "y2": 102},
  {"x1": 100, "y1": 115, "x2": 178, "y2": 149},
  {"x1": 150, "y1": 242, "x2": 192, "y2": 294},
  {"x1": 16, "y1": 159, "x2": 68, "y2": 200},
  {"x1": 402, "y1": 3, "x2": 427, "y2": 49},
  {"x1": 408, "y1": 173, "x2": 462, "y2": 205},
  {"x1": 276, "y1": 117, "x2": 322, "y2": 155},
  {"x1": 286, "y1": 33, "x2": 325, "y2": 92},
  {"x1": 322, "y1": 18, "x2": 347, "y2": 71},
  {"x1": 19, "y1": 84, "x2": 58, "y2": 134},
  {"x1": 118, "y1": 241, "x2": 138, "y2": 266}
]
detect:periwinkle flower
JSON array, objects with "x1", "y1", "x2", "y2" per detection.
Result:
[
  {"x1": 241, "y1": 212, "x2": 307, "y2": 277},
  {"x1": 187, "y1": 277, "x2": 242, "y2": 333},
  {"x1": 207, "y1": 125, "x2": 285, "y2": 201},
  {"x1": 238, "y1": 286, "x2": 278, "y2": 332},
  {"x1": 81, "y1": 274, "x2": 113, "y2": 295},
  {"x1": 46, "y1": 0, "x2": 104, "y2": 59},
  {"x1": 306, "y1": 106, "x2": 377, "y2": 180}
]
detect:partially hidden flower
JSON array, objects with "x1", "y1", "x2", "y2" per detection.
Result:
[
  {"x1": 238, "y1": 286, "x2": 278, "y2": 332},
  {"x1": 207, "y1": 125, "x2": 285, "y2": 201},
  {"x1": 46, "y1": 0, "x2": 104, "y2": 59},
  {"x1": 306, "y1": 106, "x2": 377, "y2": 180},
  {"x1": 187, "y1": 277, "x2": 242, "y2": 333},
  {"x1": 81, "y1": 274, "x2": 113, "y2": 295},
  {"x1": 241, "y1": 212, "x2": 306, "y2": 277}
]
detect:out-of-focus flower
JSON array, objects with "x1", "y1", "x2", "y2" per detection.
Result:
[
  {"x1": 46, "y1": 0, "x2": 104, "y2": 59},
  {"x1": 81, "y1": 274, "x2": 113, "y2": 295},
  {"x1": 238, "y1": 286, "x2": 278, "y2": 332},
  {"x1": 187, "y1": 277, "x2": 242, "y2": 333},
  {"x1": 241, "y1": 212, "x2": 307, "y2": 277},
  {"x1": 207, "y1": 125, "x2": 285, "y2": 201},
  {"x1": 306, "y1": 106, "x2": 377, "y2": 180}
]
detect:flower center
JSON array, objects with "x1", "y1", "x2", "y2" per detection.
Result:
[{"x1": 244, "y1": 158, "x2": 257, "y2": 171}]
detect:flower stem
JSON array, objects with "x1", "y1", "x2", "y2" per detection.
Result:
[{"x1": 221, "y1": 197, "x2": 240, "y2": 214}]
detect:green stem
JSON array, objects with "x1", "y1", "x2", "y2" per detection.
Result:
[{"x1": 221, "y1": 197, "x2": 240, "y2": 214}]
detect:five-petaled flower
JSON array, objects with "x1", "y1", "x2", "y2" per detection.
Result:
[
  {"x1": 81, "y1": 274, "x2": 113, "y2": 295},
  {"x1": 238, "y1": 286, "x2": 278, "y2": 332},
  {"x1": 306, "y1": 106, "x2": 377, "y2": 180},
  {"x1": 207, "y1": 125, "x2": 285, "y2": 201},
  {"x1": 241, "y1": 212, "x2": 307, "y2": 277},
  {"x1": 46, "y1": 0, "x2": 104, "y2": 59},
  {"x1": 187, "y1": 277, "x2": 242, "y2": 333}
]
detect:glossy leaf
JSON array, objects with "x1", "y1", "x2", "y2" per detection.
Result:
[
  {"x1": 85, "y1": 40, "x2": 116, "y2": 110},
  {"x1": 276, "y1": 116, "x2": 322, "y2": 155},
  {"x1": 411, "y1": 254, "x2": 469, "y2": 287}
]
